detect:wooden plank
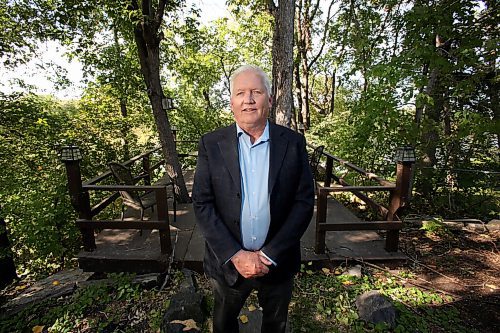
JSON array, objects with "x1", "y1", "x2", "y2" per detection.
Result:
[
  {"x1": 76, "y1": 220, "x2": 170, "y2": 230},
  {"x1": 334, "y1": 177, "x2": 390, "y2": 219},
  {"x1": 77, "y1": 228, "x2": 171, "y2": 273},
  {"x1": 319, "y1": 185, "x2": 396, "y2": 193},
  {"x1": 90, "y1": 192, "x2": 120, "y2": 217},
  {"x1": 83, "y1": 184, "x2": 168, "y2": 191},
  {"x1": 318, "y1": 221, "x2": 403, "y2": 231},
  {"x1": 323, "y1": 151, "x2": 395, "y2": 187}
]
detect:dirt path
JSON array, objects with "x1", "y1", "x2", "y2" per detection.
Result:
[{"x1": 398, "y1": 223, "x2": 500, "y2": 332}]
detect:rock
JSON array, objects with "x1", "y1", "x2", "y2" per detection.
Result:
[
  {"x1": 161, "y1": 269, "x2": 205, "y2": 333},
  {"x1": 133, "y1": 273, "x2": 161, "y2": 289},
  {"x1": 343, "y1": 265, "x2": 362, "y2": 278},
  {"x1": 487, "y1": 220, "x2": 500, "y2": 231},
  {"x1": 1, "y1": 269, "x2": 93, "y2": 316},
  {"x1": 355, "y1": 290, "x2": 397, "y2": 328}
]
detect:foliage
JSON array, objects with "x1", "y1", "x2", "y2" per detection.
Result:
[
  {"x1": 0, "y1": 273, "x2": 168, "y2": 332},
  {"x1": 0, "y1": 90, "x2": 155, "y2": 278},
  {"x1": 0, "y1": 93, "x2": 79, "y2": 277}
]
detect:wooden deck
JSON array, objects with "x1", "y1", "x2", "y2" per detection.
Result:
[{"x1": 78, "y1": 170, "x2": 406, "y2": 273}]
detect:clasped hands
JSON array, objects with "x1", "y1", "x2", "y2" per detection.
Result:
[{"x1": 231, "y1": 249, "x2": 272, "y2": 279}]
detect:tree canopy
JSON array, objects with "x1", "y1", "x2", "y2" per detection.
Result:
[{"x1": 0, "y1": 0, "x2": 497, "y2": 279}]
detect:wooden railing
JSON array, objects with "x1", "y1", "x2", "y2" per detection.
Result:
[
  {"x1": 63, "y1": 142, "x2": 198, "y2": 255},
  {"x1": 310, "y1": 146, "x2": 414, "y2": 254}
]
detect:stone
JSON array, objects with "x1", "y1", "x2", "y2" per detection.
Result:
[
  {"x1": 487, "y1": 220, "x2": 500, "y2": 230},
  {"x1": 1, "y1": 269, "x2": 93, "y2": 316},
  {"x1": 343, "y1": 265, "x2": 362, "y2": 278},
  {"x1": 133, "y1": 273, "x2": 161, "y2": 289},
  {"x1": 355, "y1": 290, "x2": 397, "y2": 328},
  {"x1": 161, "y1": 269, "x2": 205, "y2": 333}
]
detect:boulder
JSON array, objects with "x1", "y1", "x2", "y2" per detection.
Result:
[
  {"x1": 355, "y1": 290, "x2": 397, "y2": 328},
  {"x1": 161, "y1": 269, "x2": 205, "y2": 332}
]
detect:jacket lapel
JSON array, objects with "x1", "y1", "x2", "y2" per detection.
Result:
[
  {"x1": 269, "y1": 123, "x2": 288, "y2": 193},
  {"x1": 217, "y1": 124, "x2": 241, "y2": 194}
]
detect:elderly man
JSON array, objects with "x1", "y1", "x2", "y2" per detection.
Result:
[{"x1": 192, "y1": 64, "x2": 314, "y2": 333}]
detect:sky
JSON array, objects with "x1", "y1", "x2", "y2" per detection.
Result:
[{"x1": 0, "y1": 0, "x2": 230, "y2": 100}]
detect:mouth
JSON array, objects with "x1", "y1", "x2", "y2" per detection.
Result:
[{"x1": 242, "y1": 108, "x2": 257, "y2": 112}]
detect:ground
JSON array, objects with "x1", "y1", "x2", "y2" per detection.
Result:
[
  {"x1": 0, "y1": 222, "x2": 498, "y2": 332},
  {"x1": 396, "y1": 222, "x2": 500, "y2": 333}
]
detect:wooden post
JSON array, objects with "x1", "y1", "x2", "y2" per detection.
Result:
[
  {"x1": 142, "y1": 155, "x2": 151, "y2": 185},
  {"x1": 63, "y1": 159, "x2": 95, "y2": 251},
  {"x1": 386, "y1": 161, "x2": 414, "y2": 251},
  {"x1": 315, "y1": 189, "x2": 327, "y2": 254},
  {"x1": 156, "y1": 187, "x2": 172, "y2": 254},
  {"x1": 324, "y1": 156, "x2": 333, "y2": 187}
]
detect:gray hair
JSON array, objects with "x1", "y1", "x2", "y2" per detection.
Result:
[{"x1": 229, "y1": 64, "x2": 272, "y2": 96}]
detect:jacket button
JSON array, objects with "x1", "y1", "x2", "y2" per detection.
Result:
[{"x1": 236, "y1": 193, "x2": 241, "y2": 198}]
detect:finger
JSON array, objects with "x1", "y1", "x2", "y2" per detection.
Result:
[
  {"x1": 259, "y1": 256, "x2": 272, "y2": 266},
  {"x1": 257, "y1": 251, "x2": 273, "y2": 266}
]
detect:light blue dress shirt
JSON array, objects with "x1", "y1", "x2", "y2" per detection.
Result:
[{"x1": 236, "y1": 122, "x2": 271, "y2": 252}]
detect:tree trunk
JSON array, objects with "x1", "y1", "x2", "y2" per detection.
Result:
[
  {"x1": 113, "y1": 26, "x2": 131, "y2": 161},
  {"x1": 294, "y1": 58, "x2": 304, "y2": 127},
  {"x1": 268, "y1": 0, "x2": 295, "y2": 128},
  {"x1": 300, "y1": 57, "x2": 310, "y2": 129},
  {"x1": 419, "y1": 34, "x2": 452, "y2": 196},
  {"x1": 329, "y1": 69, "x2": 336, "y2": 115},
  {"x1": 119, "y1": 99, "x2": 130, "y2": 161},
  {"x1": 0, "y1": 212, "x2": 17, "y2": 289},
  {"x1": 131, "y1": 0, "x2": 190, "y2": 203}
]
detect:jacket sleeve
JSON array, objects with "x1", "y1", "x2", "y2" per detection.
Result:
[
  {"x1": 192, "y1": 136, "x2": 242, "y2": 264},
  {"x1": 261, "y1": 135, "x2": 314, "y2": 263}
]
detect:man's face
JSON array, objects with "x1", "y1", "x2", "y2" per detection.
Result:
[{"x1": 230, "y1": 70, "x2": 272, "y2": 129}]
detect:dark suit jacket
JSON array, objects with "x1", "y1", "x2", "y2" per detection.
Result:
[{"x1": 192, "y1": 122, "x2": 314, "y2": 286}]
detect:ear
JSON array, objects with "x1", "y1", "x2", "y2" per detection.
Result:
[{"x1": 268, "y1": 95, "x2": 273, "y2": 107}]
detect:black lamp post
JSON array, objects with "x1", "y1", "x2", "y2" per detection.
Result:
[{"x1": 60, "y1": 145, "x2": 95, "y2": 251}]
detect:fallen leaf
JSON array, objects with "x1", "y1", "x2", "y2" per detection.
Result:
[
  {"x1": 485, "y1": 284, "x2": 497, "y2": 290},
  {"x1": 15, "y1": 284, "x2": 28, "y2": 291},
  {"x1": 322, "y1": 268, "x2": 330, "y2": 274},
  {"x1": 342, "y1": 280, "x2": 355, "y2": 286},
  {"x1": 239, "y1": 314, "x2": 249, "y2": 324},
  {"x1": 52, "y1": 280, "x2": 60, "y2": 286},
  {"x1": 248, "y1": 304, "x2": 257, "y2": 312},
  {"x1": 170, "y1": 319, "x2": 199, "y2": 331},
  {"x1": 32, "y1": 326, "x2": 44, "y2": 333}
]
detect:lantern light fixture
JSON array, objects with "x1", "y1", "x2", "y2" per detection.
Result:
[
  {"x1": 162, "y1": 96, "x2": 174, "y2": 110},
  {"x1": 60, "y1": 145, "x2": 82, "y2": 162},
  {"x1": 395, "y1": 145, "x2": 416, "y2": 163}
]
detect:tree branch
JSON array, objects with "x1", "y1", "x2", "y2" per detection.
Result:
[{"x1": 308, "y1": 0, "x2": 335, "y2": 70}]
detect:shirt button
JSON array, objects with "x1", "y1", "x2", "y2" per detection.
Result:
[{"x1": 252, "y1": 236, "x2": 256, "y2": 241}]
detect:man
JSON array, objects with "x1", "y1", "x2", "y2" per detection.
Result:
[{"x1": 192, "y1": 64, "x2": 314, "y2": 333}]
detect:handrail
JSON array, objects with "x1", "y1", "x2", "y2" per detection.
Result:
[
  {"x1": 322, "y1": 151, "x2": 395, "y2": 187},
  {"x1": 76, "y1": 219, "x2": 170, "y2": 230},
  {"x1": 318, "y1": 185, "x2": 396, "y2": 193},
  {"x1": 83, "y1": 184, "x2": 168, "y2": 191},
  {"x1": 83, "y1": 146, "x2": 162, "y2": 185},
  {"x1": 306, "y1": 143, "x2": 394, "y2": 187}
]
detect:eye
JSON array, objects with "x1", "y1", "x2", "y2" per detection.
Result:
[{"x1": 253, "y1": 90, "x2": 262, "y2": 95}]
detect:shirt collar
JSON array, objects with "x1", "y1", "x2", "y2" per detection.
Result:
[{"x1": 236, "y1": 120, "x2": 270, "y2": 144}]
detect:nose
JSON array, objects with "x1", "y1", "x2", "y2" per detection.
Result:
[{"x1": 244, "y1": 92, "x2": 255, "y2": 104}]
